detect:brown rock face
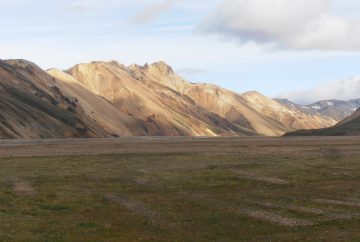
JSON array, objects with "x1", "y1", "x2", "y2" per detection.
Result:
[{"x1": 0, "y1": 60, "x2": 109, "y2": 139}]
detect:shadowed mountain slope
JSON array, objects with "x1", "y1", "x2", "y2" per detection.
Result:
[{"x1": 0, "y1": 59, "x2": 112, "y2": 139}]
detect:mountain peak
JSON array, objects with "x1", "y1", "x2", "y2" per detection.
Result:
[{"x1": 146, "y1": 61, "x2": 174, "y2": 76}]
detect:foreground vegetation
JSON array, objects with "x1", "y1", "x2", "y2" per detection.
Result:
[{"x1": 0, "y1": 138, "x2": 359, "y2": 241}]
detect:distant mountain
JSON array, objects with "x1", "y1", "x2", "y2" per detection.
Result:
[
  {"x1": 285, "y1": 108, "x2": 360, "y2": 136},
  {"x1": 276, "y1": 98, "x2": 360, "y2": 121},
  {"x1": 0, "y1": 59, "x2": 336, "y2": 139}
]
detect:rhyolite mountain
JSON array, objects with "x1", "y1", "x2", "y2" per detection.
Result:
[
  {"x1": 0, "y1": 59, "x2": 337, "y2": 139},
  {"x1": 63, "y1": 60, "x2": 336, "y2": 136}
]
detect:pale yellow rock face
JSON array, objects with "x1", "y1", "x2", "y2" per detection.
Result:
[
  {"x1": 130, "y1": 62, "x2": 335, "y2": 136},
  {"x1": 61, "y1": 60, "x2": 336, "y2": 137},
  {"x1": 239, "y1": 92, "x2": 336, "y2": 135},
  {"x1": 182, "y1": 86, "x2": 336, "y2": 136}
]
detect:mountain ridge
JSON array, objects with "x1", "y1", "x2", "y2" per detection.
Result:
[
  {"x1": 276, "y1": 98, "x2": 360, "y2": 121},
  {"x1": 64, "y1": 60, "x2": 336, "y2": 136},
  {"x1": 0, "y1": 58, "x2": 339, "y2": 139}
]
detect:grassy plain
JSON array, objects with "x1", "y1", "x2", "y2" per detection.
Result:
[{"x1": 0, "y1": 137, "x2": 359, "y2": 241}]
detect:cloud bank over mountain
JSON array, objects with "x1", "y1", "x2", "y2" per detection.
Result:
[
  {"x1": 200, "y1": 0, "x2": 360, "y2": 51},
  {"x1": 280, "y1": 76, "x2": 360, "y2": 104},
  {"x1": 2, "y1": 0, "x2": 360, "y2": 102}
]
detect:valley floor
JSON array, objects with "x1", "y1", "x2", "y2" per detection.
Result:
[{"x1": 0, "y1": 137, "x2": 359, "y2": 241}]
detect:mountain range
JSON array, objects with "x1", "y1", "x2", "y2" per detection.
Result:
[
  {"x1": 1, "y1": 58, "x2": 357, "y2": 139},
  {"x1": 276, "y1": 98, "x2": 360, "y2": 121}
]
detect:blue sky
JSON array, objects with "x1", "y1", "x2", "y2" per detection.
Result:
[{"x1": 1, "y1": 0, "x2": 360, "y2": 104}]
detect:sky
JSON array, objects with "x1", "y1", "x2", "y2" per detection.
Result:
[{"x1": 1, "y1": 0, "x2": 360, "y2": 104}]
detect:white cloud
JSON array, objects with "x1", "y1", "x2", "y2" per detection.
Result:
[
  {"x1": 279, "y1": 76, "x2": 360, "y2": 104},
  {"x1": 199, "y1": 0, "x2": 360, "y2": 51},
  {"x1": 132, "y1": 0, "x2": 174, "y2": 24}
]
